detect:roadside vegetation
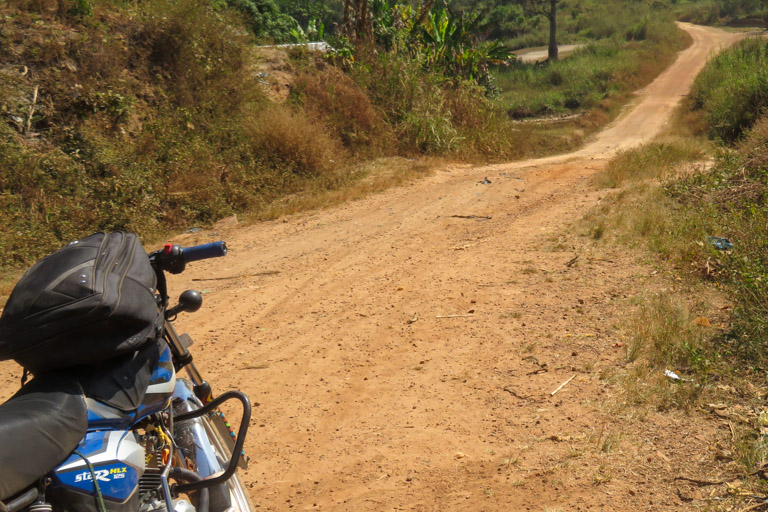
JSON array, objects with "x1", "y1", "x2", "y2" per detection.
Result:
[
  {"x1": 0, "y1": 0, "x2": 687, "y2": 272},
  {"x1": 674, "y1": 0, "x2": 768, "y2": 26},
  {"x1": 497, "y1": 27, "x2": 686, "y2": 119},
  {"x1": 585, "y1": 36, "x2": 768, "y2": 498}
]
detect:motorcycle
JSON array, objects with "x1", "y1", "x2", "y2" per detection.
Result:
[{"x1": 0, "y1": 234, "x2": 253, "y2": 512}]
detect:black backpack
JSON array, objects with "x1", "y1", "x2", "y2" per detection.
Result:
[{"x1": 0, "y1": 232, "x2": 162, "y2": 373}]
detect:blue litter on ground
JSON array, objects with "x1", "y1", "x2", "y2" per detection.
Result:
[{"x1": 708, "y1": 236, "x2": 733, "y2": 250}]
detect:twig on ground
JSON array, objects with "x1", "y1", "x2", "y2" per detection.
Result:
[
  {"x1": 739, "y1": 502, "x2": 768, "y2": 512},
  {"x1": 192, "y1": 270, "x2": 280, "y2": 281},
  {"x1": 550, "y1": 374, "x2": 577, "y2": 396},
  {"x1": 451, "y1": 215, "x2": 492, "y2": 220},
  {"x1": 502, "y1": 387, "x2": 534, "y2": 400},
  {"x1": 25, "y1": 85, "x2": 38, "y2": 134},
  {"x1": 523, "y1": 356, "x2": 548, "y2": 375},
  {"x1": 435, "y1": 313, "x2": 474, "y2": 319},
  {"x1": 674, "y1": 476, "x2": 728, "y2": 486},
  {"x1": 565, "y1": 255, "x2": 579, "y2": 267}
]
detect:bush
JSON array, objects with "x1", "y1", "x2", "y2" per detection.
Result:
[
  {"x1": 691, "y1": 38, "x2": 768, "y2": 142},
  {"x1": 224, "y1": 0, "x2": 298, "y2": 42},
  {"x1": 244, "y1": 107, "x2": 343, "y2": 179},
  {"x1": 292, "y1": 65, "x2": 392, "y2": 154},
  {"x1": 0, "y1": 0, "x2": 350, "y2": 269},
  {"x1": 676, "y1": 1, "x2": 721, "y2": 24}
]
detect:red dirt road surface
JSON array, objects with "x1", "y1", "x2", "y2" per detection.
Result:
[{"x1": 0, "y1": 23, "x2": 747, "y2": 512}]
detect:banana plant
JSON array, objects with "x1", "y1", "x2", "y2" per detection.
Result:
[
  {"x1": 417, "y1": 3, "x2": 512, "y2": 82},
  {"x1": 360, "y1": 0, "x2": 512, "y2": 89}
]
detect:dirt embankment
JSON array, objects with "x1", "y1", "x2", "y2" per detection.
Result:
[{"x1": 0, "y1": 23, "x2": 746, "y2": 511}]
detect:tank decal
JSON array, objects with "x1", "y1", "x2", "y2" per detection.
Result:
[
  {"x1": 55, "y1": 463, "x2": 139, "y2": 502},
  {"x1": 53, "y1": 430, "x2": 144, "y2": 503},
  {"x1": 58, "y1": 431, "x2": 127, "y2": 470}
]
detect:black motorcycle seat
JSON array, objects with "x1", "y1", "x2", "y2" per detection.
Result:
[{"x1": 0, "y1": 373, "x2": 87, "y2": 501}]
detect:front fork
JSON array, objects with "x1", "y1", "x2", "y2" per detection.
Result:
[
  {"x1": 164, "y1": 320, "x2": 212, "y2": 403},
  {"x1": 165, "y1": 316, "x2": 251, "y2": 476}
]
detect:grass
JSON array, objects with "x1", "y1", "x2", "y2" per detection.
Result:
[
  {"x1": 0, "y1": 0, "x2": 695, "y2": 277},
  {"x1": 589, "y1": 427, "x2": 622, "y2": 454},
  {"x1": 582, "y1": 42, "x2": 768, "y2": 484},
  {"x1": 0, "y1": 0, "x2": 342, "y2": 268},
  {"x1": 592, "y1": 138, "x2": 709, "y2": 189},
  {"x1": 690, "y1": 37, "x2": 768, "y2": 143},
  {"x1": 496, "y1": 14, "x2": 688, "y2": 120},
  {"x1": 585, "y1": 107, "x2": 716, "y2": 260},
  {"x1": 503, "y1": 0, "x2": 683, "y2": 50},
  {"x1": 674, "y1": 0, "x2": 768, "y2": 27},
  {"x1": 246, "y1": 157, "x2": 435, "y2": 222}
]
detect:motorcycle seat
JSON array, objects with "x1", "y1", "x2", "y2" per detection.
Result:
[{"x1": 0, "y1": 373, "x2": 88, "y2": 501}]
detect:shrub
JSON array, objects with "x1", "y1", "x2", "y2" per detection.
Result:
[
  {"x1": 675, "y1": 1, "x2": 721, "y2": 25},
  {"x1": 245, "y1": 107, "x2": 343, "y2": 179},
  {"x1": 738, "y1": 115, "x2": 768, "y2": 171},
  {"x1": 292, "y1": 65, "x2": 392, "y2": 154},
  {"x1": 224, "y1": 0, "x2": 298, "y2": 42},
  {"x1": 691, "y1": 38, "x2": 768, "y2": 142},
  {"x1": 0, "y1": 0, "x2": 349, "y2": 269}
]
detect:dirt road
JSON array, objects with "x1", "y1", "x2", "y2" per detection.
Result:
[
  {"x1": 517, "y1": 44, "x2": 585, "y2": 63},
  {"x1": 0, "y1": 23, "x2": 746, "y2": 511}
]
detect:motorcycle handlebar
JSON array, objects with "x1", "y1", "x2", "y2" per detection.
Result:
[
  {"x1": 150, "y1": 241, "x2": 228, "y2": 275},
  {"x1": 181, "y1": 241, "x2": 228, "y2": 262}
]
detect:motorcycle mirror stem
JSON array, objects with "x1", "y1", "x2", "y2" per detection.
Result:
[{"x1": 165, "y1": 290, "x2": 203, "y2": 319}]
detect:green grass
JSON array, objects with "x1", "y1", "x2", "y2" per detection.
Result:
[
  {"x1": 583, "y1": 59, "x2": 768, "y2": 483},
  {"x1": 674, "y1": 0, "x2": 768, "y2": 26},
  {"x1": 496, "y1": 9, "x2": 685, "y2": 119},
  {"x1": 0, "y1": 0, "x2": 693, "y2": 276},
  {"x1": 503, "y1": 0, "x2": 682, "y2": 49},
  {"x1": 593, "y1": 139, "x2": 708, "y2": 189},
  {"x1": 691, "y1": 37, "x2": 768, "y2": 143}
]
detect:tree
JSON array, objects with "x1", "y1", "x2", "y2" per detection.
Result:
[
  {"x1": 520, "y1": 0, "x2": 560, "y2": 61},
  {"x1": 342, "y1": 0, "x2": 373, "y2": 40},
  {"x1": 275, "y1": 0, "x2": 339, "y2": 31},
  {"x1": 226, "y1": 0, "x2": 300, "y2": 42}
]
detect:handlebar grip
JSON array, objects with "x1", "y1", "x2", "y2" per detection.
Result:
[{"x1": 181, "y1": 242, "x2": 228, "y2": 263}]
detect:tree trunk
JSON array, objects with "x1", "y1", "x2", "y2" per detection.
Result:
[
  {"x1": 547, "y1": 0, "x2": 558, "y2": 61},
  {"x1": 342, "y1": 0, "x2": 352, "y2": 36},
  {"x1": 358, "y1": 0, "x2": 371, "y2": 40},
  {"x1": 342, "y1": 0, "x2": 371, "y2": 41}
]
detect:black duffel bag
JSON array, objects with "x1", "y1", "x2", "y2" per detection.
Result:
[{"x1": 0, "y1": 232, "x2": 162, "y2": 373}]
